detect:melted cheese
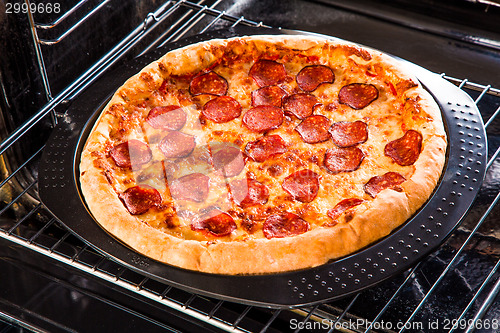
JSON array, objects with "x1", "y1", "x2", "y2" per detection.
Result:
[{"x1": 91, "y1": 38, "x2": 440, "y2": 242}]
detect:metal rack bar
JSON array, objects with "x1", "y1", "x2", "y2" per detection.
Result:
[
  {"x1": 37, "y1": 0, "x2": 112, "y2": 45},
  {"x1": 230, "y1": 16, "x2": 246, "y2": 27},
  {"x1": 0, "y1": 0, "x2": 268, "y2": 156},
  {"x1": 6, "y1": 202, "x2": 42, "y2": 236},
  {"x1": 0, "y1": 145, "x2": 44, "y2": 190},
  {"x1": 464, "y1": 273, "x2": 500, "y2": 333},
  {"x1": 294, "y1": 304, "x2": 319, "y2": 333},
  {"x1": 180, "y1": 0, "x2": 270, "y2": 27},
  {"x1": 443, "y1": 75, "x2": 500, "y2": 97},
  {"x1": 487, "y1": 147, "x2": 500, "y2": 172},
  {"x1": 25, "y1": 0, "x2": 56, "y2": 126},
  {"x1": 450, "y1": 258, "x2": 500, "y2": 333},
  {"x1": 114, "y1": 266, "x2": 127, "y2": 282},
  {"x1": 394, "y1": 77, "x2": 500, "y2": 332},
  {"x1": 71, "y1": 243, "x2": 89, "y2": 262},
  {"x1": 162, "y1": 3, "x2": 221, "y2": 44},
  {"x1": 260, "y1": 310, "x2": 281, "y2": 333},
  {"x1": 0, "y1": 225, "x2": 251, "y2": 332},
  {"x1": 49, "y1": 231, "x2": 70, "y2": 252},
  {"x1": 292, "y1": 293, "x2": 362, "y2": 333},
  {"x1": 200, "y1": 10, "x2": 226, "y2": 33},
  {"x1": 35, "y1": 0, "x2": 91, "y2": 29},
  {"x1": 0, "y1": 79, "x2": 497, "y2": 333},
  {"x1": 327, "y1": 293, "x2": 360, "y2": 332},
  {"x1": 0, "y1": 181, "x2": 38, "y2": 217},
  {"x1": 128, "y1": 0, "x2": 195, "y2": 57},
  {"x1": 474, "y1": 85, "x2": 492, "y2": 103},
  {"x1": 0, "y1": 1, "x2": 186, "y2": 155},
  {"x1": 136, "y1": 276, "x2": 150, "y2": 291},
  {"x1": 208, "y1": 300, "x2": 224, "y2": 318},
  {"x1": 92, "y1": 256, "x2": 107, "y2": 271},
  {"x1": 233, "y1": 306, "x2": 252, "y2": 328},
  {"x1": 399, "y1": 189, "x2": 500, "y2": 332},
  {"x1": 28, "y1": 217, "x2": 56, "y2": 244},
  {"x1": 183, "y1": 294, "x2": 197, "y2": 309},
  {"x1": 484, "y1": 105, "x2": 500, "y2": 128},
  {"x1": 137, "y1": 0, "x2": 267, "y2": 56},
  {"x1": 363, "y1": 263, "x2": 423, "y2": 333},
  {"x1": 139, "y1": 0, "x2": 217, "y2": 55},
  {"x1": 160, "y1": 285, "x2": 173, "y2": 299}
]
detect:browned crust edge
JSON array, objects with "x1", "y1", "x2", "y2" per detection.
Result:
[{"x1": 79, "y1": 35, "x2": 447, "y2": 274}]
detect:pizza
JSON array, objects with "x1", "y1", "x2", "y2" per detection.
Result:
[{"x1": 79, "y1": 35, "x2": 447, "y2": 274}]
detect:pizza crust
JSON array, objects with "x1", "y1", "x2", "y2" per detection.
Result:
[{"x1": 80, "y1": 35, "x2": 447, "y2": 274}]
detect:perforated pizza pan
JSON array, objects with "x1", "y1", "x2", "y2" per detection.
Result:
[{"x1": 39, "y1": 27, "x2": 487, "y2": 308}]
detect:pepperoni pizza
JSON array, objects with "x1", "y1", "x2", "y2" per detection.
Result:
[{"x1": 79, "y1": 35, "x2": 447, "y2": 274}]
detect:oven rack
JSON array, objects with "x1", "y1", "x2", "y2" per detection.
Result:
[
  {"x1": 2, "y1": 76, "x2": 499, "y2": 333},
  {"x1": 1, "y1": 1, "x2": 499, "y2": 332},
  {"x1": 0, "y1": 0, "x2": 270, "y2": 156}
]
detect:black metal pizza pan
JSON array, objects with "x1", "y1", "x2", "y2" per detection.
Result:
[{"x1": 39, "y1": 26, "x2": 487, "y2": 308}]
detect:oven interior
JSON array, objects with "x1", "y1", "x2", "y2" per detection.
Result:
[{"x1": 1, "y1": 0, "x2": 499, "y2": 332}]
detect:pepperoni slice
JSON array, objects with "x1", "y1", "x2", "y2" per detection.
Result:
[
  {"x1": 327, "y1": 198, "x2": 364, "y2": 221},
  {"x1": 364, "y1": 172, "x2": 406, "y2": 198},
  {"x1": 296, "y1": 65, "x2": 335, "y2": 92},
  {"x1": 329, "y1": 121, "x2": 368, "y2": 148},
  {"x1": 282, "y1": 93, "x2": 318, "y2": 119},
  {"x1": 159, "y1": 132, "x2": 196, "y2": 158},
  {"x1": 242, "y1": 106, "x2": 284, "y2": 132},
  {"x1": 244, "y1": 135, "x2": 287, "y2": 162},
  {"x1": 211, "y1": 145, "x2": 245, "y2": 177},
  {"x1": 110, "y1": 140, "x2": 152, "y2": 169},
  {"x1": 249, "y1": 59, "x2": 286, "y2": 87},
  {"x1": 230, "y1": 178, "x2": 269, "y2": 208},
  {"x1": 191, "y1": 210, "x2": 236, "y2": 237},
  {"x1": 263, "y1": 213, "x2": 310, "y2": 239},
  {"x1": 295, "y1": 115, "x2": 331, "y2": 144},
  {"x1": 146, "y1": 105, "x2": 187, "y2": 130},
  {"x1": 169, "y1": 173, "x2": 209, "y2": 202},
  {"x1": 324, "y1": 146, "x2": 364, "y2": 174},
  {"x1": 384, "y1": 130, "x2": 423, "y2": 166},
  {"x1": 189, "y1": 71, "x2": 228, "y2": 96},
  {"x1": 119, "y1": 185, "x2": 161, "y2": 215},
  {"x1": 202, "y1": 96, "x2": 242, "y2": 123},
  {"x1": 339, "y1": 83, "x2": 378, "y2": 109},
  {"x1": 282, "y1": 169, "x2": 320, "y2": 203},
  {"x1": 251, "y1": 85, "x2": 287, "y2": 107}
]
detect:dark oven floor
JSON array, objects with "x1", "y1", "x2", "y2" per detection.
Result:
[{"x1": 1, "y1": 0, "x2": 499, "y2": 332}]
